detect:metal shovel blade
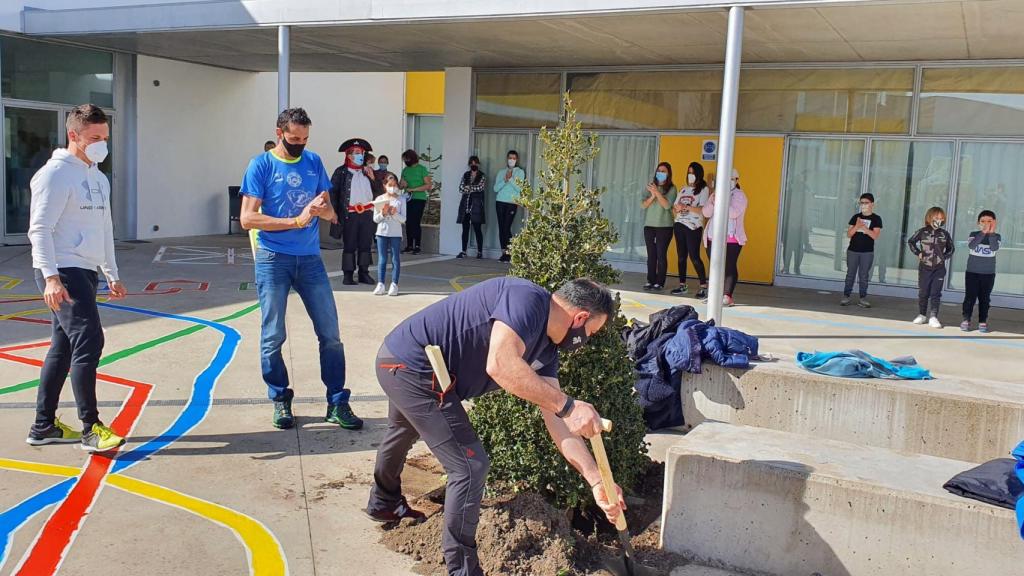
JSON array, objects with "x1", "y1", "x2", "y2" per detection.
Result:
[{"x1": 601, "y1": 529, "x2": 659, "y2": 576}]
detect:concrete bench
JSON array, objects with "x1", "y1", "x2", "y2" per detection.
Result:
[
  {"x1": 661, "y1": 422, "x2": 1024, "y2": 576},
  {"x1": 680, "y1": 361, "x2": 1024, "y2": 463}
]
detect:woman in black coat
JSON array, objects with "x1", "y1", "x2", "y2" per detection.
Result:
[{"x1": 457, "y1": 155, "x2": 487, "y2": 258}]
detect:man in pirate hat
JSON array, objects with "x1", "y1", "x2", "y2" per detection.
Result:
[{"x1": 330, "y1": 138, "x2": 382, "y2": 285}]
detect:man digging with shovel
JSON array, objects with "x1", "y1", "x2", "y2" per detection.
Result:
[{"x1": 366, "y1": 277, "x2": 627, "y2": 576}]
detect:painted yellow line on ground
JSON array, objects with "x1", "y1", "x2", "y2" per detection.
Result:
[
  {"x1": 0, "y1": 459, "x2": 287, "y2": 576},
  {"x1": 0, "y1": 276, "x2": 22, "y2": 290},
  {"x1": 450, "y1": 273, "x2": 501, "y2": 292},
  {"x1": 0, "y1": 307, "x2": 51, "y2": 322}
]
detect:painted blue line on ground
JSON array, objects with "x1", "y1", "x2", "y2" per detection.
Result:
[{"x1": 0, "y1": 479, "x2": 73, "y2": 569}]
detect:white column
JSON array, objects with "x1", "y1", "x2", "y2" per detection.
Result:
[
  {"x1": 707, "y1": 6, "x2": 745, "y2": 324},
  {"x1": 440, "y1": 67, "x2": 473, "y2": 256},
  {"x1": 277, "y1": 25, "x2": 290, "y2": 112}
]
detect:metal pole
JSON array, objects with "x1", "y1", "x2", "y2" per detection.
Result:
[
  {"x1": 277, "y1": 25, "x2": 290, "y2": 112},
  {"x1": 707, "y1": 6, "x2": 745, "y2": 324}
]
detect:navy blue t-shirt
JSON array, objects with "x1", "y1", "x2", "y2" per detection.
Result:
[{"x1": 383, "y1": 277, "x2": 559, "y2": 400}]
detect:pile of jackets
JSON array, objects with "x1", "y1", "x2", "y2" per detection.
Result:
[{"x1": 624, "y1": 305, "x2": 760, "y2": 430}]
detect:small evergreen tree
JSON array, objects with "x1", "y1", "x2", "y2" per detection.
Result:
[{"x1": 471, "y1": 96, "x2": 648, "y2": 511}]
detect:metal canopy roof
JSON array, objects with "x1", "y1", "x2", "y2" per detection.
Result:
[{"x1": 21, "y1": 0, "x2": 1024, "y2": 71}]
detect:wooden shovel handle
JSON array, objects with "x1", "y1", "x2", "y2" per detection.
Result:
[
  {"x1": 424, "y1": 345, "x2": 452, "y2": 388},
  {"x1": 589, "y1": 420, "x2": 628, "y2": 531}
]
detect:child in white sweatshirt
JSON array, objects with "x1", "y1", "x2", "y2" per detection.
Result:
[{"x1": 373, "y1": 173, "x2": 407, "y2": 296}]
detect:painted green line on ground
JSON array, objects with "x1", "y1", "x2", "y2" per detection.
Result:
[{"x1": 0, "y1": 302, "x2": 260, "y2": 396}]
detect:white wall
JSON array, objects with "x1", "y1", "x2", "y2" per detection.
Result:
[
  {"x1": 135, "y1": 56, "x2": 405, "y2": 240},
  {"x1": 1, "y1": 0, "x2": 199, "y2": 32}
]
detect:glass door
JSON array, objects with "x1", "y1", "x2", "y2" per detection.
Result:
[{"x1": 4, "y1": 106, "x2": 60, "y2": 239}]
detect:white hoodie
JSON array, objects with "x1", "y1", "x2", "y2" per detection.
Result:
[{"x1": 27, "y1": 148, "x2": 118, "y2": 281}]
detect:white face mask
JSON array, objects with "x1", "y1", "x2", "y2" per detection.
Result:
[
  {"x1": 386, "y1": 186, "x2": 398, "y2": 195},
  {"x1": 687, "y1": 174, "x2": 696, "y2": 185},
  {"x1": 730, "y1": 178, "x2": 738, "y2": 189},
  {"x1": 84, "y1": 140, "x2": 108, "y2": 164},
  {"x1": 507, "y1": 159, "x2": 516, "y2": 169}
]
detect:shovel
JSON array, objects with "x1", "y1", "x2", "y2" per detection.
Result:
[{"x1": 590, "y1": 419, "x2": 658, "y2": 576}]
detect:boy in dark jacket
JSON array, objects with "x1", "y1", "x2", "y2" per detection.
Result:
[
  {"x1": 961, "y1": 210, "x2": 1001, "y2": 333},
  {"x1": 908, "y1": 206, "x2": 954, "y2": 328}
]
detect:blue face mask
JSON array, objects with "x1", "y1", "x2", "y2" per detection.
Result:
[
  {"x1": 655, "y1": 172, "x2": 667, "y2": 183},
  {"x1": 352, "y1": 153, "x2": 365, "y2": 166}
]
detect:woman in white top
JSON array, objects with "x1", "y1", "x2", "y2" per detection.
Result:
[
  {"x1": 671, "y1": 161, "x2": 710, "y2": 298},
  {"x1": 373, "y1": 173, "x2": 407, "y2": 296}
]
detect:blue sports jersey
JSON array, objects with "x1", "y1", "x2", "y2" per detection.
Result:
[{"x1": 240, "y1": 150, "x2": 332, "y2": 256}]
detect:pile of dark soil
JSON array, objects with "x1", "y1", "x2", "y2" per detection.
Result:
[{"x1": 379, "y1": 458, "x2": 685, "y2": 576}]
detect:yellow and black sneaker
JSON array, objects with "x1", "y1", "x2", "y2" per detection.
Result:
[
  {"x1": 81, "y1": 423, "x2": 126, "y2": 453},
  {"x1": 26, "y1": 417, "x2": 82, "y2": 446}
]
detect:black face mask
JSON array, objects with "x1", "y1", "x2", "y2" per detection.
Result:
[
  {"x1": 470, "y1": 164, "x2": 479, "y2": 171},
  {"x1": 558, "y1": 322, "x2": 590, "y2": 353},
  {"x1": 405, "y1": 159, "x2": 415, "y2": 167},
  {"x1": 281, "y1": 138, "x2": 305, "y2": 158}
]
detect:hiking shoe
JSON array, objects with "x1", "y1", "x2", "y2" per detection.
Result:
[
  {"x1": 671, "y1": 285, "x2": 688, "y2": 296},
  {"x1": 928, "y1": 316, "x2": 943, "y2": 329},
  {"x1": 326, "y1": 403, "x2": 363, "y2": 430},
  {"x1": 373, "y1": 282, "x2": 386, "y2": 296},
  {"x1": 26, "y1": 417, "x2": 81, "y2": 446},
  {"x1": 273, "y1": 398, "x2": 294, "y2": 429},
  {"x1": 364, "y1": 497, "x2": 426, "y2": 525},
  {"x1": 960, "y1": 320, "x2": 971, "y2": 332},
  {"x1": 857, "y1": 298, "x2": 872, "y2": 309},
  {"x1": 979, "y1": 323, "x2": 990, "y2": 334},
  {"x1": 912, "y1": 315, "x2": 928, "y2": 325},
  {"x1": 840, "y1": 297, "x2": 851, "y2": 306},
  {"x1": 81, "y1": 423, "x2": 125, "y2": 453},
  {"x1": 695, "y1": 287, "x2": 708, "y2": 300},
  {"x1": 388, "y1": 284, "x2": 399, "y2": 297}
]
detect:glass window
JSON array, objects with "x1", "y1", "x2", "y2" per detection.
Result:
[
  {"x1": 738, "y1": 68, "x2": 913, "y2": 134},
  {"x1": 1, "y1": 36, "x2": 114, "y2": 108},
  {"x1": 592, "y1": 135, "x2": 658, "y2": 262},
  {"x1": 5, "y1": 107, "x2": 59, "y2": 235},
  {"x1": 567, "y1": 71, "x2": 722, "y2": 130},
  {"x1": 868, "y1": 140, "x2": 954, "y2": 287},
  {"x1": 473, "y1": 132, "x2": 531, "y2": 250},
  {"x1": 779, "y1": 138, "x2": 866, "y2": 279},
  {"x1": 950, "y1": 142, "x2": 1024, "y2": 296},
  {"x1": 474, "y1": 73, "x2": 560, "y2": 129},
  {"x1": 919, "y1": 67, "x2": 1024, "y2": 137}
]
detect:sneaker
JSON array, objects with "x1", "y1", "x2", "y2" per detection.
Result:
[
  {"x1": 695, "y1": 287, "x2": 708, "y2": 300},
  {"x1": 959, "y1": 320, "x2": 970, "y2": 332},
  {"x1": 388, "y1": 283, "x2": 399, "y2": 297},
  {"x1": 979, "y1": 323, "x2": 990, "y2": 334},
  {"x1": 724, "y1": 295, "x2": 735, "y2": 307},
  {"x1": 412, "y1": 247, "x2": 422, "y2": 255},
  {"x1": 840, "y1": 297, "x2": 851, "y2": 306},
  {"x1": 476, "y1": 251, "x2": 484, "y2": 259},
  {"x1": 326, "y1": 402, "x2": 363, "y2": 430},
  {"x1": 81, "y1": 423, "x2": 125, "y2": 453},
  {"x1": 499, "y1": 253, "x2": 511, "y2": 263},
  {"x1": 364, "y1": 496, "x2": 426, "y2": 525},
  {"x1": 857, "y1": 298, "x2": 871, "y2": 309},
  {"x1": 26, "y1": 417, "x2": 81, "y2": 446},
  {"x1": 643, "y1": 283, "x2": 654, "y2": 291},
  {"x1": 651, "y1": 284, "x2": 664, "y2": 291},
  {"x1": 373, "y1": 282, "x2": 386, "y2": 296},
  {"x1": 401, "y1": 246, "x2": 413, "y2": 254},
  {"x1": 928, "y1": 316, "x2": 943, "y2": 329},
  {"x1": 671, "y1": 285, "x2": 688, "y2": 296},
  {"x1": 456, "y1": 252, "x2": 467, "y2": 259},
  {"x1": 273, "y1": 398, "x2": 294, "y2": 429},
  {"x1": 912, "y1": 315, "x2": 928, "y2": 325}
]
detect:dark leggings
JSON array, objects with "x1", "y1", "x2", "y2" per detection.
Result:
[
  {"x1": 644, "y1": 226, "x2": 674, "y2": 286},
  {"x1": 496, "y1": 201, "x2": 519, "y2": 251},
  {"x1": 461, "y1": 221, "x2": 483, "y2": 253},
  {"x1": 706, "y1": 242, "x2": 743, "y2": 296},
  {"x1": 962, "y1": 271, "x2": 995, "y2": 323},
  {"x1": 673, "y1": 223, "x2": 707, "y2": 285},
  {"x1": 406, "y1": 199, "x2": 426, "y2": 249}
]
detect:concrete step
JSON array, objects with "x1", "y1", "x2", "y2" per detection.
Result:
[
  {"x1": 661, "y1": 422, "x2": 1024, "y2": 576},
  {"x1": 680, "y1": 361, "x2": 1024, "y2": 463},
  {"x1": 671, "y1": 565, "x2": 748, "y2": 576}
]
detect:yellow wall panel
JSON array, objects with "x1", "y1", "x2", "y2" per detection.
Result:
[
  {"x1": 658, "y1": 135, "x2": 784, "y2": 285},
  {"x1": 405, "y1": 72, "x2": 445, "y2": 115}
]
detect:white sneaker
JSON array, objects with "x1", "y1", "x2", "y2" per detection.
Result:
[
  {"x1": 928, "y1": 316, "x2": 943, "y2": 329},
  {"x1": 912, "y1": 315, "x2": 927, "y2": 325},
  {"x1": 387, "y1": 283, "x2": 399, "y2": 297},
  {"x1": 373, "y1": 283, "x2": 385, "y2": 296}
]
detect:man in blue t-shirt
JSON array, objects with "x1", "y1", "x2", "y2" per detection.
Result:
[
  {"x1": 366, "y1": 277, "x2": 625, "y2": 576},
  {"x1": 240, "y1": 107, "x2": 362, "y2": 431}
]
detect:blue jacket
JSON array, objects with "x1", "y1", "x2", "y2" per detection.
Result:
[
  {"x1": 1015, "y1": 441, "x2": 1024, "y2": 540},
  {"x1": 796, "y1": 350, "x2": 932, "y2": 380}
]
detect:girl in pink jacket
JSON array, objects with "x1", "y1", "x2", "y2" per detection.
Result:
[{"x1": 703, "y1": 168, "x2": 748, "y2": 307}]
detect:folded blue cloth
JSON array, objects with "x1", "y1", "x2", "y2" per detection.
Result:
[
  {"x1": 796, "y1": 350, "x2": 932, "y2": 380},
  {"x1": 1014, "y1": 441, "x2": 1024, "y2": 540}
]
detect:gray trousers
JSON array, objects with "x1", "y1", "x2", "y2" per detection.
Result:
[
  {"x1": 844, "y1": 250, "x2": 874, "y2": 298},
  {"x1": 368, "y1": 345, "x2": 488, "y2": 576}
]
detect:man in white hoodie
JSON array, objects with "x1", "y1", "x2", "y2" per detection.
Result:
[{"x1": 26, "y1": 104, "x2": 127, "y2": 453}]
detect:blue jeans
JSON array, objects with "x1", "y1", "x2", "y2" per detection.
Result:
[
  {"x1": 376, "y1": 236, "x2": 401, "y2": 285},
  {"x1": 254, "y1": 248, "x2": 349, "y2": 405}
]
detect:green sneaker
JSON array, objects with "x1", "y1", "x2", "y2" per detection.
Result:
[
  {"x1": 26, "y1": 417, "x2": 82, "y2": 446},
  {"x1": 81, "y1": 423, "x2": 125, "y2": 453},
  {"x1": 273, "y1": 398, "x2": 294, "y2": 429},
  {"x1": 326, "y1": 402, "x2": 363, "y2": 430}
]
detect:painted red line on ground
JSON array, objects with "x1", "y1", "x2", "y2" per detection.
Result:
[
  {"x1": 0, "y1": 341, "x2": 51, "y2": 353},
  {"x1": 8, "y1": 316, "x2": 51, "y2": 325},
  {"x1": 0, "y1": 350, "x2": 153, "y2": 576}
]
